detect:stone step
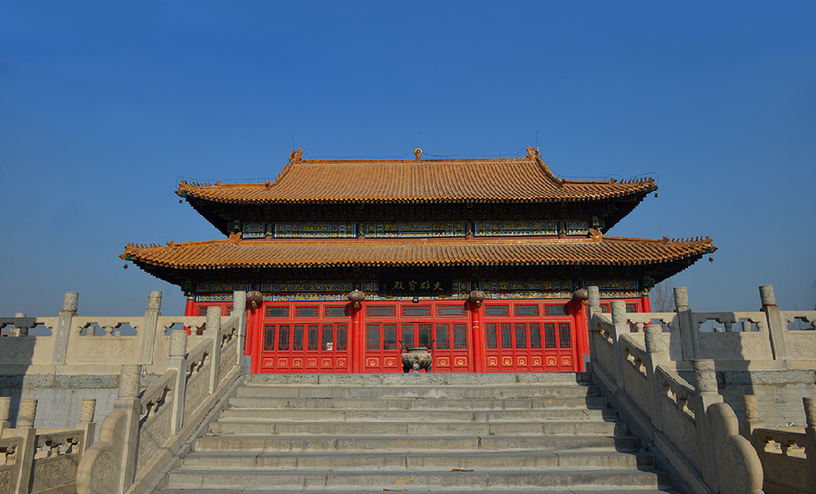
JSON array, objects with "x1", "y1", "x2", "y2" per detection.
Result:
[
  {"x1": 207, "y1": 419, "x2": 628, "y2": 436},
  {"x1": 165, "y1": 468, "x2": 669, "y2": 490},
  {"x1": 219, "y1": 407, "x2": 618, "y2": 422},
  {"x1": 244, "y1": 373, "x2": 591, "y2": 387},
  {"x1": 181, "y1": 450, "x2": 653, "y2": 470},
  {"x1": 235, "y1": 384, "x2": 599, "y2": 399},
  {"x1": 194, "y1": 434, "x2": 641, "y2": 453},
  {"x1": 160, "y1": 489, "x2": 678, "y2": 494},
  {"x1": 227, "y1": 395, "x2": 609, "y2": 410},
  {"x1": 155, "y1": 374, "x2": 673, "y2": 493}
]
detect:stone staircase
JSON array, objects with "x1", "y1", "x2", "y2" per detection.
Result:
[{"x1": 158, "y1": 373, "x2": 676, "y2": 493}]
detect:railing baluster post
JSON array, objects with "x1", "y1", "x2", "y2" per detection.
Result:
[
  {"x1": 673, "y1": 287, "x2": 699, "y2": 360},
  {"x1": 644, "y1": 324, "x2": 666, "y2": 432},
  {"x1": 139, "y1": 291, "x2": 163, "y2": 366},
  {"x1": 233, "y1": 291, "x2": 247, "y2": 366},
  {"x1": 52, "y1": 292, "x2": 77, "y2": 364},
  {"x1": 610, "y1": 300, "x2": 627, "y2": 390},
  {"x1": 115, "y1": 364, "x2": 142, "y2": 493},
  {"x1": 586, "y1": 286, "x2": 601, "y2": 369},
  {"x1": 167, "y1": 330, "x2": 188, "y2": 435},
  {"x1": 14, "y1": 399, "x2": 37, "y2": 494},
  {"x1": 77, "y1": 398, "x2": 96, "y2": 452},
  {"x1": 760, "y1": 285, "x2": 789, "y2": 360},
  {"x1": 204, "y1": 306, "x2": 222, "y2": 394},
  {"x1": 690, "y1": 359, "x2": 722, "y2": 491},
  {"x1": 805, "y1": 397, "x2": 816, "y2": 486},
  {"x1": 0, "y1": 397, "x2": 10, "y2": 436}
]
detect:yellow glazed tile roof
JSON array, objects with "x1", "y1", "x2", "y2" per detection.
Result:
[
  {"x1": 122, "y1": 234, "x2": 715, "y2": 269},
  {"x1": 177, "y1": 151, "x2": 655, "y2": 204}
]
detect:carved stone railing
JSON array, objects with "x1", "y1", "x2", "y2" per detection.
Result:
[
  {"x1": 0, "y1": 396, "x2": 96, "y2": 494},
  {"x1": 587, "y1": 288, "x2": 764, "y2": 494},
  {"x1": 0, "y1": 292, "x2": 224, "y2": 374},
  {"x1": 742, "y1": 396, "x2": 816, "y2": 494},
  {"x1": 782, "y1": 311, "x2": 816, "y2": 360},
  {"x1": 610, "y1": 285, "x2": 816, "y2": 367},
  {"x1": 76, "y1": 291, "x2": 247, "y2": 494}
]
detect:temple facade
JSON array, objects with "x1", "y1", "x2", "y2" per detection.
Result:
[{"x1": 122, "y1": 147, "x2": 715, "y2": 374}]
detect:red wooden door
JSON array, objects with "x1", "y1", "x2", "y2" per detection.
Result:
[
  {"x1": 361, "y1": 302, "x2": 471, "y2": 373},
  {"x1": 482, "y1": 301, "x2": 575, "y2": 372},
  {"x1": 257, "y1": 303, "x2": 350, "y2": 373}
]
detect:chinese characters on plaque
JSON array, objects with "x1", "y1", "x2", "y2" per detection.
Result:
[{"x1": 379, "y1": 276, "x2": 453, "y2": 297}]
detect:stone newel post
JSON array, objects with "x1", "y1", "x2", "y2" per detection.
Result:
[
  {"x1": 233, "y1": 291, "x2": 247, "y2": 366},
  {"x1": 805, "y1": 397, "x2": 816, "y2": 480},
  {"x1": 205, "y1": 306, "x2": 222, "y2": 393},
  {"x1": 139, "y1": 291, "x2": 163, "y2": 366},
  {"x1": 610, "y1": 300, "x2": 628, "y2": 389},
  {"x1": 167, "y1": 330, "x2": 188, "y2": 435},
  {"x1": 586, "y1": 286, "x2": 601, "y2": 367},
  {"x1": 742, "y1": 395, "x2": 764, "y2": 450},
  {"x1": 115, "y1": 364, "x2": 142, "y2": 493},
  {"x1": 673, "y1": 287, "x2": 699, "y2": 361},
  {"x1": 53, "y1": 292, "x2": 78, "y2": 364},
  {"x1": 759, "y1": 285, "x2": 789, "y2": 360},
  {"x1": 77, "y1": 399, "x2": 97, "y2": 452},
  {"x1": 690, "y1": 359, "x2": 723, "y2": 490},
  {"x1": 644, "y1": 324, "x2": 666, "y2": 431},
  {"x1": 0, "y1": 397, "x2": 10, "y2": 436},
  {"x1": 16, "y1": 399, "x2": 37, "y2": 429},
  {"x1": 15, "y1": 399, "x2": 38, "y2": 494}
]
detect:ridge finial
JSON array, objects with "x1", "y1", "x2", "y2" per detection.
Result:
[{"x1": 526, "y1": 146, "x2": 541, "y2": 160}]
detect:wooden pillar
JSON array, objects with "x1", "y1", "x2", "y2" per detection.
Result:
[
  {"x1": 470, "y1": 302, "x2": 484, "y2": 373},
  {"x1": 183, "y1": 296, "x2": 195, "y2": 335},
  {"x1": 249, "y1": 304, "x2": 262, "y2": 374},
  {"x1": 571, "y1": 299, "x2": 587, "y2": 372},
  {"x1": 640, "y1": 293, "x2": 651, "y2": 312},
  {"x1": 350, "y1": 302, "x2": 363, "y2": 373}
]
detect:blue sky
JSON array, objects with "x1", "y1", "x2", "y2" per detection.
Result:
[{"x1": 1, "y1": 1, "x2": 815, "y2": 317}]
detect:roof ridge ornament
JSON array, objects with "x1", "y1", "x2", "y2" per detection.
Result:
[
  {"x1": 526, "y1": 146, "x2": 541, "y2": 160},
  {"x1": 228, "y1": 231, "x2": 242, "y2": 245},
  {"x1": 414, "y1": 147, "x2": 422, "y2": 160},
  {"x1": 289, "y1": 148, "x2": 304, "y2": 164},
  {"x1": 588, "y1": 228, "x2": 603, "y2": 242}
]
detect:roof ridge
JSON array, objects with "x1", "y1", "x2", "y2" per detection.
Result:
[{"x1": 122, "y1": 235, "x2": 719, "y2": 251}]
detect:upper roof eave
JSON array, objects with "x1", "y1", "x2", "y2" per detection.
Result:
[{"x1": 176, "y1": 148, "x2": 656, "y2": 205}]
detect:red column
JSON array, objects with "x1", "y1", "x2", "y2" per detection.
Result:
[
  {"x1": 641, "y1": 294, "x2": 652, "y2": 312},
  {"x1": 244, "y1": 304, "x2": 257, "y2": 356},
  {"x1": 571, "y1": 299, "x2": 588, "y2": 372},
  {"x1": 350, "y1": 303, "x2": 362, "y2": 373},
  {"x1": 470, "y1": 302, "x2": 484, "y2": 373},
  {"x1": 183, "y1": 297, "x2": 195, "y2": 334},
  {"x1": 249, "y1": 304, "x2": 262, "y2": 374}
]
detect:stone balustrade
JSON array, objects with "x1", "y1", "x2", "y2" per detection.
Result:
[
  {"x1": 0, "y1": 396, "x2": 96, "y2": 494},
  {"x1": 741, "y1": 395, "x2": 816, "y2": 494},
  {"x1": 75, "y1": 291, "x2": 247, "y2": 494},
  {"x1": 602, "y1": 285, "x2": 816, "y2": 373},
  {"x1": 0, "y1": 292, "x2": 227, "y2": 375},
  {"x1": 587, "y1": 286, "x2": 764, "y2": 494}
]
